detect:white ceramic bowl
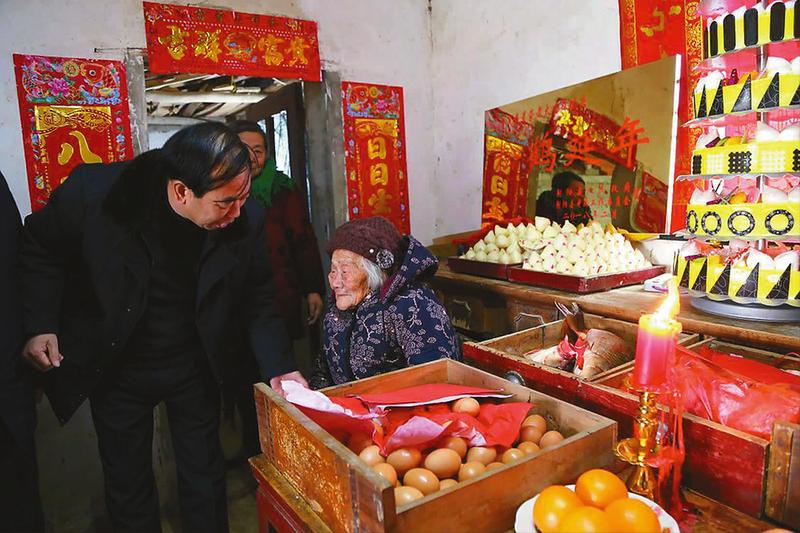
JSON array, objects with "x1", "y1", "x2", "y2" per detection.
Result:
[{"x1": 514, "y1": 484, "x2": 680, "y2": 533}]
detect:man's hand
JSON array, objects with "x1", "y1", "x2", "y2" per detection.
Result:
[
  {"x1": 269, "y1": 370, "x2": 309, "y2": 398},
  {"x1": 23, "y1": 333, "x2": 63, "y2": 372},
  {"x1": 307, "y1": 292, "x2": 323, "y2": 325}
]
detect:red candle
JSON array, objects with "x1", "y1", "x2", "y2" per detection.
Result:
[{"x1": 633, "y1": 279, "x2": 682, "y2": 391}]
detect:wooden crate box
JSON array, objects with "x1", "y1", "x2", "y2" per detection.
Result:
[
  {"x1": 464, "y1": 331, "x2": 800, "y2": 519},
  {"x1": 253, "y1": 359, "x2": 618, "y2": 533}
]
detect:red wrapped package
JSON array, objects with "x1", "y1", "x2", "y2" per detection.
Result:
[{"x1": 674, "y1": 346, "x2": 800, "y2": 440}]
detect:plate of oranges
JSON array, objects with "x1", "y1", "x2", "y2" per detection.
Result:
[{"x1": 514, "y1": 469, "x2": 679, "y2": 532}]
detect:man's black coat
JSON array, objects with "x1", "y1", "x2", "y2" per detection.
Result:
[
  {"x1": 19, "y1": 157, "x2": 295, "y2": 424},
  {"x1": 0, "y1": 171, "x2": 35, "y2": 446}
]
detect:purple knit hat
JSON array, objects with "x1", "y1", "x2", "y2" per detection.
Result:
[{"x1": 326, "y1": 216, "x2": 403, "y2": 269}]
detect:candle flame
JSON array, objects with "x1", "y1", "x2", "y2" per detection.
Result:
[{"x1": 654, "y1": 276, "x2": 680, "y2": 321}]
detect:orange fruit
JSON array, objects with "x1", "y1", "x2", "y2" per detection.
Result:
[
  {"x1": 605, "y1": 498, "x2": 660, "y2": 533},
  {"x1": 575, "y1": 469, "x2": 628, "y2": 509},
  {"x1": 556, "y1": 506, "x2": 611, "y2": 532},
  {"x1": 533, "y1": 485, "x2": 584, "y2": 533}
]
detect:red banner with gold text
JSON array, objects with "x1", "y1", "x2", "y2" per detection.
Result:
[
  {"x1": 481, "y1": 109, "x2": 533, "y2": 225},
  {"x1": 342, "y1": 82, "x2": 410, "y2": 234},
  {"x1": 618, "y1": 0, "x2": 702, "y2": 231},
  {"x1": 143, "y1": 2, "x2": 320, "y2": 81},
  {"x1": 13, "y1": 54, "x2": 133, "y2": 211}
]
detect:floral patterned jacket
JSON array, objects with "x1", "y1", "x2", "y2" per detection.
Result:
[{"x1": 310, "y1": 237, "x2": 461, "y2": 389}]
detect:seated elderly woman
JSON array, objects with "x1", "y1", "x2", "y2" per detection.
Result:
[{"x1": 310, "y1": 217, "x2": 461, "y2": 388}]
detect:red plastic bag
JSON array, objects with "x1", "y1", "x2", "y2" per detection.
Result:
[{"x1": 674, "y1": 346, "x2": 800, "y2": 440}]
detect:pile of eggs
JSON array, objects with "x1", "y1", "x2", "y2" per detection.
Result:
[{"x1": 350, "y1": 398, "x2": 566, "y2": 505}]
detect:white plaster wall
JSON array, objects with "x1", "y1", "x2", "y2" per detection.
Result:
[
  {"x1": 429, "y1": 0, "x2": 622, "y2": 237},
  {"x1": 0, "y1": 0, "x2": 437, "y2": 240}
]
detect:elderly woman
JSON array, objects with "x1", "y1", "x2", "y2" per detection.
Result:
[{"x1": 310, "y1": 217, "x2": 461, "y2": 388}]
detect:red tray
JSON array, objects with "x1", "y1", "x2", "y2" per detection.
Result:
[
  {"x1": 446, "y1": 257, "x2": 518, "y2": 280},
  {"x1": 506, "y1": 265, "x2": 666, "y2": 293}
]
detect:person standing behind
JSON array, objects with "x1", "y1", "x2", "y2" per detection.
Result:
[
  {"x1": 19, "y1": 123, "x2": 306, "y2": 533},
  {"x1": 0, "y1": 171, "x2": 43, "y2": 533},
  {"x1": 230, "y1": 120, "x2": 325, "y2": 459}
]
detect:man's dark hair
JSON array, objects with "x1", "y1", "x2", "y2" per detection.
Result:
[
  {"x1": 551, "y1": 171, "x2": 584, "y2": 193},
  {"x1": 228, "y1": 120, "x2": 270, "y2": 155},
  {"x1": 161, "y1": 122, "x2": 252, "y2": 197}
]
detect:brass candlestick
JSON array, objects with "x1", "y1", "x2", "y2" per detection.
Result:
[{"x1": 614, "y1": 388, "x2": 659, "y2": 501}]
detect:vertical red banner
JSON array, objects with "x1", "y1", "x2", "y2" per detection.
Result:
[
  {"x1": 481, "y1": 109, "x2": 533, "y2": 224},
  {"x1": 618, "y1": 0, "x2": 702, "y2": 231},
  {"x1": 13, "y1": 54, "x2": 133, "y2": 211},
  {"x1": 342, "y1": 82, "x2": 410, "y2": 234}
]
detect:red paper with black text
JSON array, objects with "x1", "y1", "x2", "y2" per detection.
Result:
[{"x1": 142, "y1": 2, "x2": 320, "y2": 81}]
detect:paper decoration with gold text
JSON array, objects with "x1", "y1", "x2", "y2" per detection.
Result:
[
  {"x1": 342, "y1": 82, "x2": 410, "y2": 234},
  {"x1": 13, "y1": 54, "x2": 133, "y2": 211},
  {"x1": 143, "y1": 2, "x2": 320, "y2": 81}
]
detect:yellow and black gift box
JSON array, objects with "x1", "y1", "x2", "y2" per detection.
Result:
[
  {"x1": 705, "y1": 1, "x2": 798, "y2": 58},
  {"x1": 691, "y1": 140, "x2": 800, "y2": 174},
  {"x1": 685, "y1": 202, "x2": 799, "y2": 239},
  {"x1": 693, "y1": 72, "x2": 800, "y2": 119},
  {"x1": 675, "y1": 254, "x2": 799, "y2": 306}
]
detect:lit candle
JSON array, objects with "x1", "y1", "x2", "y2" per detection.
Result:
[{"x1": 633, "y1": 278, "x2": 682, "y2": 391}]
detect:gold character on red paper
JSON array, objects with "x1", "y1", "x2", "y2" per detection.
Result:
[
  {"x1": 484, "y1": 196, "x2": 509, "y2": 219},
  {"x1": 367, "y1": 137, "x2": 387, "y2": 160},
  {"x1": 369, "y1": 163, "x2": 389, "y2": 186},
  {"x1": 571, "y1": 115, "x2": 589, "y2": 137},
  {"x1": 194, "y1": 30, "x2": 222, "y2": 62},
  {"x1": 56, "y1": 131, "x2": 102, "y2": 166},
  {"x1": 257, "y1": 34, "x2": 285, "y2": 65},
  {"x1": 368, "y1": 188, "x2": 392, "y2": 215},
  {"x1": 159, "y1": 25, "x2": 190, "y2": 60},
  {"x1": 490, "y1": 174, "x2": 509, "y2": 196},
  {"x1": 286, "y1": 36, "x2": 311, "y2": 66},
  {"x1": 493, "y1": 154, "x2": 512, "y2": 175}
]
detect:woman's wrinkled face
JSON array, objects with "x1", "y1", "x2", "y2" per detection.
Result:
[{"x1": 329, "y1": 249, "x2": 370, "y2": 310}]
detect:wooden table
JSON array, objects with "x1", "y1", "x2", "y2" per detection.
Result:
[
  {"x1": 432, "y1": 265, "x2": 800, "y2": 352},
  {"x1": 249, "y1": 454, "x2": 778, "y2": 532}
]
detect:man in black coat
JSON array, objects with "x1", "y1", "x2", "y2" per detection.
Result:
[
  {"x1": 0, "y1": 171, "x2": 44, "y2": 533},
  {"x1": 19, "y1": 123, "x2": 306, "y2": 533}
]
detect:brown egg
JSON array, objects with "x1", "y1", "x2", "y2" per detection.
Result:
[
  {"x1": 403, "y1": 468, "x2": 440, "y2": 495},
  {"x1": 424, "y1": 448, "x2": 462, "y2": 479},
  {"x1": 386, "y1": 448, "x2": 422, "y2": 475},
  {"x1": 439, "y1": 478, "x2": 458, "y2": 490},
  {"x1": 453, "y1": 397, "x2": 480, "y2": 417},
  {"x1": 466, "y1": 446, "x2": 497, "y2": 465},
  {"x1": 486, "y1": 461, "x2": 505, "y2": 470},
  {"x1": 439, "y1": 436, "x2": 468, "y2": 459},
  {"x1": 522, "y1": 414, "x2": 548, "y2": 433},
  {"x1": 539, "y1": 430, "x2": 565, "y2": 448},
  {"x1": 517, "y1": 441, "x2": 541, "y2": 455},
  {"x1": 458, "y1": 461, "x2": 487, "y2": 481},
  {"x1": 394, "y1": 485, "x2": 424, "y2": 505},
  {"x1": 347, "y1": 432, "x2": 374, "y2": 454},
  {"x1": 359, "y1": 445, "x2": 385, "y2": 466},
  {"x1": 372, "y1": 462, "x2": 398, "y2": 486},
  {"x1": 501, "y1": 448, "x2": 525, "y2": 464},
  {"x1": 519, "y1": 426, "x2": 544, "y2": 444}
]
